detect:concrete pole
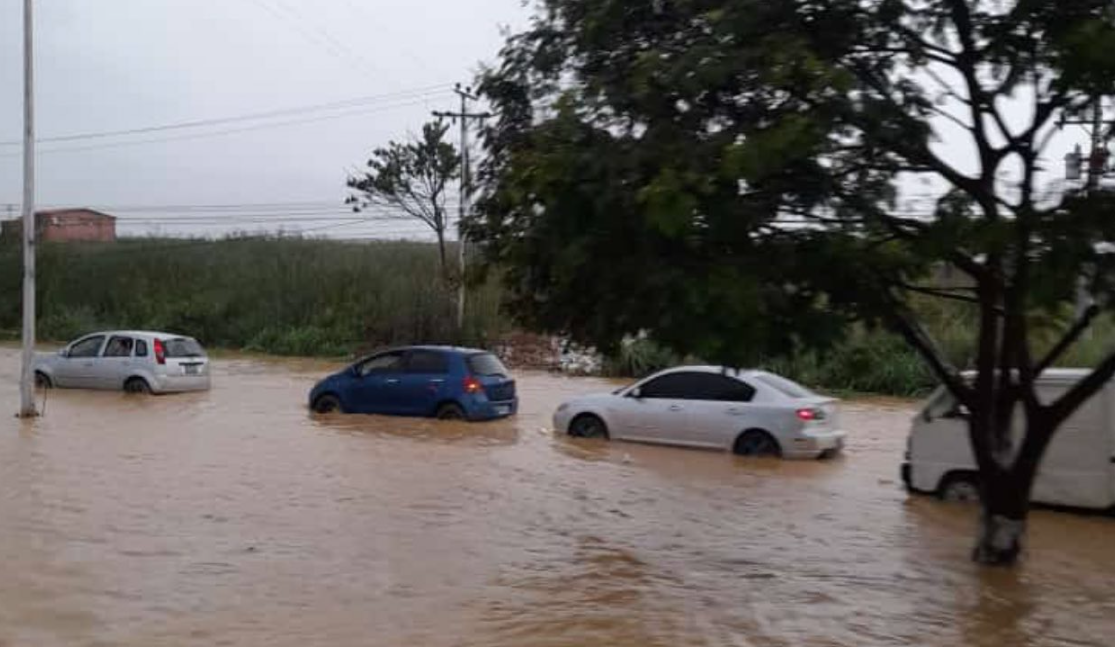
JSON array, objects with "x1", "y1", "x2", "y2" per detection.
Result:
[
  {"x1": 456, "y1": 89, "x2": 468, "y2": 335},
  {"x1": 1075, "y1": 99, "x2": 1105, "y2": 329},
  {"x1": 19, "y1": 0, "x2": 37, "y2": 418}
]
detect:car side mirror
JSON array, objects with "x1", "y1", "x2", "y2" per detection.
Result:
[
  {"x1": 58, "y1": 348, "x2": 69, "y2": 358},
  {"x1": 920, "y1": 409, "x2": 932, "y2": 423},
  {"x1": 629, "y1": 387, "x2": 642, "y2": 399}
]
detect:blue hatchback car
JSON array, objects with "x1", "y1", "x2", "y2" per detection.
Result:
[{"x1": 308, "y1": 346, "x2": 518, "y2": 421}]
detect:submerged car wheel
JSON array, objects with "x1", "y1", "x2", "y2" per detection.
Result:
[
  {"x1": 733, "y1": 430, "x2": 781, "y2": 457},
  {"x1": 569, "y1": 414, "x2": 608, "y2": 439},
  {"x1": 436, "y1": 403, "x2": 467, "y2": 420},
  {"x1": 313, "y1": 394, "x2": 343, "y2": 414},
  {"x1": 938, "y1": 472, "x2": 981, "y2": 504},
  {"x1": 124, "y1": 377, "x2": 152, "y2": 394},
  {"x1": 34, "y1": 371, "x2": 52, "y2": 389}
]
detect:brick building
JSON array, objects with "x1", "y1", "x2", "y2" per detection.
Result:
[{"x1": 1, "y1": 208, "x2": 116, "y2": 242}]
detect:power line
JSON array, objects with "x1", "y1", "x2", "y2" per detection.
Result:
[
  {"x1": 0, "y1": 97, "x2": 439, "y2": 157},
  {"x1": 0, "y1": 84, "x2": 450, "y2": 148}
]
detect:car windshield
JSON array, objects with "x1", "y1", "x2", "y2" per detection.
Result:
[
  {"x1": 164, "y1": 338, "x2": 206, "y2": 358},
  {"x1": 752, "y1": 372, "x2": 816, "y2": 398},
  {"x1": 467, "y1": 353, "x2": 508, "y2": 377}
]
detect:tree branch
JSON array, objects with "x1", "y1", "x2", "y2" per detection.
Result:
[{"x1": 1034, "y1": 305, "x2": 1100, "y2": 376}]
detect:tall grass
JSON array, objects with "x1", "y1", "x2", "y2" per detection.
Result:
[{"x1": 0, "y1": 236, "x2": 509, "y2": 357}]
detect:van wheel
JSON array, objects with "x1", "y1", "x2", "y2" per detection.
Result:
[
  {"x1": 569, "y1": 414, "x2": 608, "y2": 439},
  {"x1": 124, "y1": 377, "x2": 152, "y2": 394},
  {"x1": 938, "y1": 472, "x2": 981, "y2": 504},
  {"x1": 734, "y1": 430, "x2": 781, "y2": 457},
  {"x1": 313, "y1": 394, "x2": 343, "y2": 414},
  {"x1": 35, "y1": 371, "x2": 52, "y2": 389},
  {"x1": 436, "y1": 403, "x2": 467, "y2": 420}
]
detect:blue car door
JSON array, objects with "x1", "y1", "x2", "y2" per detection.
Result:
[
  {"x1": 348, "y1": 351, "x2": 406, "y2": 414},
  {"x1": 396, "y1": 350, "x2": 452, "y2": 416}
]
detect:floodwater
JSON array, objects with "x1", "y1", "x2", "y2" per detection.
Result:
[{"x1": 1, "y1": 349, "x2": 1114, "y2": 646}]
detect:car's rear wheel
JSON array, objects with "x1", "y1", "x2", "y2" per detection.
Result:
[
  {"x1": 938, "y1": 472, "x2": 981, "y2": 504},
  {"x1": 124, "y1": 377, "x2": 152, "y2": 394},
  {"x1": 313, "y1": 394, "x2": 343, "y2": 414},
  {"x1": 436, "y1": 402, "x2": 467, "y2": 420},
  {"x1": 34, "y1": 371, "x2": 52, "y2": 389},
  {"x1": 733, "y1": 430, "x2": 781, "y2": 457},
  {"x1": 569, "y1": 414, "x2": 609, "y2": 439}
]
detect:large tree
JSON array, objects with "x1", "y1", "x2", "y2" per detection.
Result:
[
  {"x1": 347, "y1": 120, "x2": 461, "y2": 283},
  {"x1": 469, "y1": 0, "x2": 1115, "y2": 565}
]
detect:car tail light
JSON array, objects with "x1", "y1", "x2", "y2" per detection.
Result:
[
  {"x1": 797, "y1": 408, "x2": 825, "y2": 421},
  {"x1": 154, "y1": 338, "x2": 166, "y2": 365},
  {"x1": 463, "y1": 376, "x2": 484, "y2": 395}
]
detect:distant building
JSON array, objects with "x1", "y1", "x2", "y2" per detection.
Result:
[{"x1": 1, "y1": 208, "x2": 116, "y2": 242}]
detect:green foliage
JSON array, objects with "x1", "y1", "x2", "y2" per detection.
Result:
[{"x1": 0, "y1": 237, "x2": 508, "y2": 357}]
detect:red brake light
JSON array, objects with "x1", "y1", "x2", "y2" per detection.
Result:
[
  {"x1": 463, "y1": 376, "x2": 483, "y2": 395},
  {"x1": 796, "y1": 408, "x2": 824, "y2": 421},
  {"x1": 154, "y1": 338, "x2": 166, "y2": 365}
]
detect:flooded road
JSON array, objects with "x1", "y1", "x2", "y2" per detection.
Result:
[{"x1": 1, "y1": 348, "x2": 1114, "y2": 646}]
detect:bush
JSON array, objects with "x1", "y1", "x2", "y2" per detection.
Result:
[{"x1": 0, "y1": 236, "x2": 510, "y2": 358}]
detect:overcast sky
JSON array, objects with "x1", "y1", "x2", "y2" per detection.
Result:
[
  {"x1": 0, "y1": 2, "x2": 1100, "y2": 239},
  {"x1": 0, "y1": 0, "x2": 528, "y2": 238}
]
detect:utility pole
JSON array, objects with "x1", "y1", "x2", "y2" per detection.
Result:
[
  {"x1": 1062, "y1": 97, "x2": 1110, "y2": 327},
  {"x1": 19, "y1": 0, "x2": 37, "y2": 418},
  {"x1": 433, "y1": 84, "x2": 490, "y2": 336}
]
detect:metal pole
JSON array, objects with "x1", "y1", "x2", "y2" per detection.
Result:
[
  {"x1": 19, "y1": 0, "x2": 37, "y2": 418},
  {"x1": 456, "y1": 90, "x2": 468, "y2": 334}
]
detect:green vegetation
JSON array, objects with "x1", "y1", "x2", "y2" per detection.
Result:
[{"x1": 0, "y1": 237, "x2": 508, "y2": 357}]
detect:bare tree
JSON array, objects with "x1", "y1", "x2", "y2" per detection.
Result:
[{"x1": 347, "y1": 120, "x2": 460, "y2": 282}]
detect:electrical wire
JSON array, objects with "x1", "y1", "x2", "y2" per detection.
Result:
[{"x1": 0, "y1": 85, "x2": 450, "y2": 148}]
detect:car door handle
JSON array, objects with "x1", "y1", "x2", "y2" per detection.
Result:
[
  {"x1": 385, "y1": 378, "x2": 400, "y2": 385},
  {"x1": 727, "y1": 408, "x2": 746, "y2": 415},
  {"x1": 428, "y1": 379, "x2": 445, "y2": 384},
  {"x1": 668, "y1": 405, "x2": 683, "y2": 412},
  {"x1": 83, "y1": 362, "x2": 94, "y2": 367}
]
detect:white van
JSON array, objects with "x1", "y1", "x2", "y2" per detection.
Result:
[{"x1": 902, "y1": 369, "x2": 1115, "y2": 510}]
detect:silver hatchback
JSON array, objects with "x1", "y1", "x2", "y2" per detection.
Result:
[{"x1": 34, "y1": 330, "x2": 211, "y2": 394}]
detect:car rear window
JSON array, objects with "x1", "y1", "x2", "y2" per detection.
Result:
[
  {"x1": 752, "y1": 373, "x2": 815, "y2": 399},
  {"x1": 467, "y1": 353, "x2": 509, "y2": 377},
  {"x1": 164, "y1": 338, "x2": 206, "y2": 358}
]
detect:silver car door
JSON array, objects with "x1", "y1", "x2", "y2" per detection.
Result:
[
  {"x1": 56, "y1": 335, "x2": 106, "y2": 388},
  {"x1": 97, "y1": 335, "x2": 136, "y2": 390},
  {"x1": 624, "y1": 373, "x2": 694, "y2": 445},
  {"x1": 674, "y1": 374, "x2": 759, "y2": 448}
]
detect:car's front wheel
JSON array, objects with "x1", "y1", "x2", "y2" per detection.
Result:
[
  {"x1": 569, "y1": 414, "x2": 609, "y2": 439},
  {"x1": 313, "y1": 394, "x2": 343, "y2": 414},
  {"x1": 938, "y1": 472, "x2": 981, "y2": 504}
]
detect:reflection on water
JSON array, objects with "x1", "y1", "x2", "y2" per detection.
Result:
[{"x1": 0, "y1": 349, "x2": 1112, "y2": 646}]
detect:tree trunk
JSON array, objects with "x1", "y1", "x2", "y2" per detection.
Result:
[
  {"x1": 435, "y1": 228, "x2": 449, "y2": 285},
  {"x1": 972, "y1": 476, "x2": 1029, "y2": 566}
]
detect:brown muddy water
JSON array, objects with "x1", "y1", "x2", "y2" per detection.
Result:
[{"x1": 1, "y1": 348, "x2": 1113, "y2": 646}]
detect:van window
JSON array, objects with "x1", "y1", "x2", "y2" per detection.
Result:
[{"x1": 135, "y1": 339, "x2": 149, "y2": 357}]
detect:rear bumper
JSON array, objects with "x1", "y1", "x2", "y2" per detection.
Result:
[
  {"x1": 153, "y1": 374, "x2": 211, "y2": 393},
  {"x1": 467, "y1": 398, "x2": 518, "y2": 421},
  {"x1": 785, "y1": 428, "x2": 846, "y2": 459}
]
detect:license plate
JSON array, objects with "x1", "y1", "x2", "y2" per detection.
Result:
[
  {"x1": 494, "y1": 405, "x2": 510, "y2": 415},
  {"x1": 184, "y1": 365, "x2": 199, "y2": 375}
]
